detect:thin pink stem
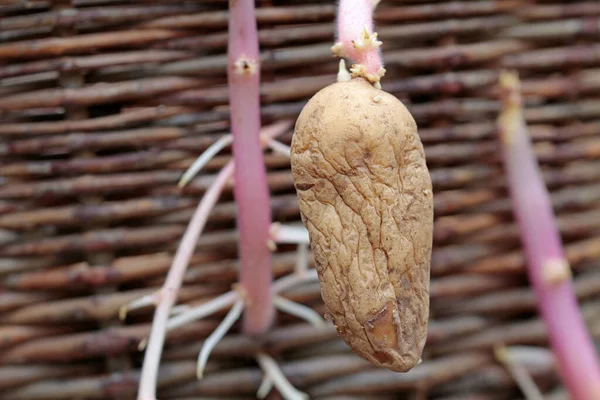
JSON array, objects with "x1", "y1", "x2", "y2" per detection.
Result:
[
  {"x1": 137, "y1": 162, "x2": 234, "y2": 400},
  {"x1": 228, "y1": 0, "x2": 274, "y2": 335},
  {"x1": 497, "y1": 71, "x2": 600, "y2": 400}
]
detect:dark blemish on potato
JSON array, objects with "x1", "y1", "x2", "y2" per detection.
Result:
[{"x1": 295, "y1": 182, "x2": 315, "y2": 191}]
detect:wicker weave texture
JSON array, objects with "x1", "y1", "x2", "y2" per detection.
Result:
[{"x1": 1, "y1": 1, "x2": 600, "y2": 399}]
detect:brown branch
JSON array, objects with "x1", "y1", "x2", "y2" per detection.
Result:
[
  {"x1": 374, "y1": 1, "x2": 522, "y2": 22},
  {"x1": 0, "y1": 321, "x2": 219, "y2": 364},
  {"x1": 0, "y1": 77, "x2": 207, "y2": 111},
  {"x1": 0, "y1": 29, "x2": 183, "y2": 60},
  {"x1": 0, "y1": 364, "x2": 100, "y2": 391},
  {"x1": 0, "y1": 106, "x2": 190, "y2": 136},
  {"x1": 1, "y1": 285, "x2": 221, "y2": 324},
  {"x1": 0, "y1": 50, "x2": 191, "y2": 79},
  {"x1": 0, "y1": 225, "x2": 186, "y2": 256}
]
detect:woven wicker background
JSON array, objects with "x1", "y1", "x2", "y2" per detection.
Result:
[{"x1": 1, "y1": 0, "x2": 600, "y2": 399}]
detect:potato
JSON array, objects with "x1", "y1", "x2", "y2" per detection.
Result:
[{"x1": 290, "y1": 77, "x2": 433, "y2": 372}]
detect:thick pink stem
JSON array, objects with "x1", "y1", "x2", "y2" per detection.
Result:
[
  {"x1": 336, "y1": 0, "x2": 383, "y2": 81},
  {"x1": 498, "y1": 71, "x2": 600, "y2": 400},
  {"x1": 227, "y1": 0, "x2": 274, "y2": 335}
]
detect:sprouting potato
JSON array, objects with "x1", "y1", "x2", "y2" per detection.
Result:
[{"x1": 290, "y1": 77, "x2": 433, "y2": 372}]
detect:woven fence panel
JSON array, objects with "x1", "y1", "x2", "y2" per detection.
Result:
[{"x1": 1, "y1": 0, "x2": 599, "y2": 399}]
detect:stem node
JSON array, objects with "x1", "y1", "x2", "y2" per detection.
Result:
[
  {"x1": 233, "y1": 55, "x2": 258, "y2": 76},
  {"x1": 542, "y1": 258, "x2": 572, "y2": 285}
]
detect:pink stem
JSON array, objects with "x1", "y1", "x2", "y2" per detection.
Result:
[
  {"x1": 497, "y1": 71, "x2": 600, "y2": 400},
  {"x1": 336, "y1": 0, "x2": 383, "y2": 79},
  {"x1": 137, "y1": 162, "x2": 234, "y2": 400},
  {"x1": 227, "y1": 0, "x2": 274, "y2": 335}
]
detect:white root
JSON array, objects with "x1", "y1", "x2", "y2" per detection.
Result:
[
  {"x1": 295, "y1": 243, "x2": 310, "y2": 276},
  {"x1": 256, "y1": 375, "x2": 274, "y2": 399},
  {"x1": 166, "y1": 290, "x2": 240, "y2": 332},
  {"x1": 270, "y1": 223, "x2": 310, "y2": 245},
  {"x1": 495, "y1": 345, "x2": 545, "y2": 400},
  {"x1": 119, "y1": 291, "x2": 160, "y2": 321},
  {"x1": 178, "y1": 134, "x2": 234, "y2": 188},
  {"x1": 267, "y1": 139, "x2": 292, "y2": 157},
  {"x1": 170, "y1": 304, "x2": 191, "y2": 316},
  {"x1": 274, "y1": 295, "x2": 326, "y2": 328},
  {"x1": 272, "y1": 268, "x2": 318, "y2": 294},
  {"x1": 197, "y1": 299, "x2": 245, "y2": 378},
  {"x1": 178, "y1": 120, "x2": 293, "y2": 188},
  {"x1": 256, "y1": 352, "x2": 309, "y2": 400}
]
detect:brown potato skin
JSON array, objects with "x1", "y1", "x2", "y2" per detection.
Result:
[{"x1": 290, "y1": 78, "x2": 433, "y2": 372}]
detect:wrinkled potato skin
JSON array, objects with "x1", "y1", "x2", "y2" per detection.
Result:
[{"x1": 290, "y1": 78, "x2": 433, "y2": 372}]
